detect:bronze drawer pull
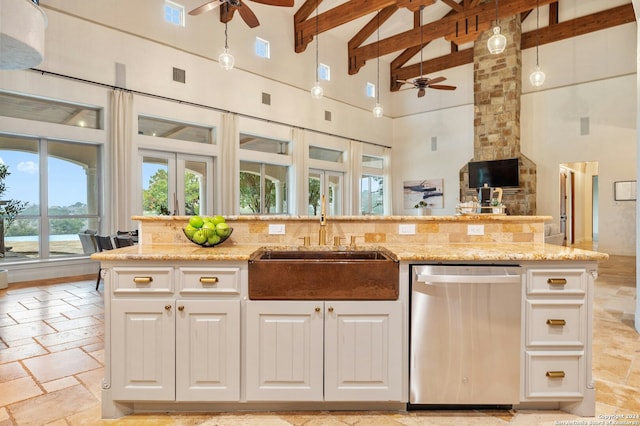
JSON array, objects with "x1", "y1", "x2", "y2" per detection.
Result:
[
  {"x1": 547, "y1": 278, "x2": 567, "y2": 285},
  {"x1": 546, "y1": 371, "x2": 565, "y2": 378},
  {"x1": 546, "y1": 319, "x2": 566, "y2": 326},
  {"x1": 133, "y1": 276, "x2": 153, "y2": 284},
  {"x1": 199, "y1": 277, "x2": 219, "y2": 285}
]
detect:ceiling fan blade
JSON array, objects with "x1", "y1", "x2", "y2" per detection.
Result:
[
  {"x1": 428, "y1": 84, "x2": 457, "y2": 90},
  {"x1": 417, "y1": 88, "x2": 426, "y2": 98},
  {"x1": 426, "y1": 76, "x2": 446, "y2": 85},
  {"x1": 396, "y1": 79, "x2": 413, "y2": 85},
  {"x1": 235, "y1": 2, "x2": 260, "y2": 28},
  {"x1": 249, "y1": 0, "x2": 294, "y2": 6},
  {"x1": 189, "y1": 1, "x2": 223, "y2": 15}
]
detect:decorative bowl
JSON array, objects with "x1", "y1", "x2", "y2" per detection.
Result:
[{"x1": 183, "y1": 227, "x2": 233, "y2": 247}]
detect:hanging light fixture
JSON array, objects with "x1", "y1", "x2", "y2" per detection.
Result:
[
  {"x1": 529, "y1": 0, "x2": 546, "y2": 86},
  {"x1": 372, "y1": 10, "x2": 383, "y2": 118},
  {"x1": 310, "y1": 0, "x2": 323, "y2": 99},
  {"x1": 219, "y1": 21, "x2": 234, "y2": 70},
  {"x1": 487, "y1": 0, "x2": 506, "y2": 54}
]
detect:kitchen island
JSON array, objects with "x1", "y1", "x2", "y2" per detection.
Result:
[{"x1": 93, "y1": 215, "x2": 607, "y2": 419}]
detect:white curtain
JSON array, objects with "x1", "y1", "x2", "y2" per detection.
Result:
[
  {"x1": 383, "y1": 147, "x2": 393, "y2": 215},
  {"x1": 349, "y1": 140, "x2": 363, "y2": 216},
  {"x1": 220, "y1": 112, "x2": 238, "y2": 215},
  {"x1": 109, "y1": 90, "x2": 134, "y2": 232},
  {"x1": 292, "y1": 127, "x2": 308, "y2": 215}
]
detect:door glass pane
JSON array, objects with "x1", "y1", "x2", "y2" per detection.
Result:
[
  {"x1": 143, "y1": 156, "x2": 170, "y2": 215},
  {"x1": 264, "y1": 164, "x2": 288, "y2": 214},
  {"x1": 361, "y1": 175, "x2": 383, "y2": 216},
  {"x1": 0, "y1": 135, "x2": 39, "y2": 260},
  {"x1": 328, "y1": 174, "x2": 342, "y2": 215},
  {"x1": 48, "y1": 141, "x2": 99, "y2": 215},
  {"x1": 308, "y1": 170, "x2": 321, "y2": 215},
  {"x1": 239, "y1": 161, "x2": 261, "y2": 214},
  {"x1": 184, "y1": 160, "x2": 207, "y2": 216}
]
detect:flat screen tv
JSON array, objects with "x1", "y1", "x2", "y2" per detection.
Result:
[{"x1": 468, "y1": 158, "x2": 519, "y2": 188}]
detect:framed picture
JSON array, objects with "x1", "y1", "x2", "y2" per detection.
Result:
[
  {"x1": 403, "y1": 178, "x2": 444, "y2": 209},
  {"x1": 614, "y1": 181, "x2": 636, "y2": 201}
]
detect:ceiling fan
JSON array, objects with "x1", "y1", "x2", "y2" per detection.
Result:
[
  {"x1": 189, "y1": 0, "x2": 293, "y2": 29},
  {"x1": 396, "y1": 6, "x2": 456, "y2": 98}
]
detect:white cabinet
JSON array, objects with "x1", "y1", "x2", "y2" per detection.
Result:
[
  {"x1": 521, "y1": 265, "x2": 595, "y2": 414},
  {"x1": 246, "y1": 300, "x2": 403, "y2": 402},
  {"x1": 109, "y1": 264, "x2": 242, "y2": 402}
]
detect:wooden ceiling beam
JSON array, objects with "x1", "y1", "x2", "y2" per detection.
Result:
[
  {"x1": 390, "y1": 3, "x2": 636, "y2": 91},
  {"x1": 348, "y1": 5, "x2": 399, "y2": 73},
  {"x1": 349, "y1": 0, "x2": 561, "y2": 75}
]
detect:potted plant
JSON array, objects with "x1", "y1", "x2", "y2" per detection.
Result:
[
  {"x1": 490, "y1": 198, "x2": 503, "y2": 214},
  {"x1": 414, "y1": 200, "x2": 430, "y2": 216},
  {"x1": 0, "y1": 164, "x2": 28, "y2": 257}
]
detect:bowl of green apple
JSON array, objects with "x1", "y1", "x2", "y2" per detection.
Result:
[{"x1": 183, "y1": 215, "x2": 233, "y2": 247}]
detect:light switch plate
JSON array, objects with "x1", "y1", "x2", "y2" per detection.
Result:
[
  {"x1": 268, "y1": 224, "x2": 286, "y2": 235},
  {"x1": 467, "y1": 224, "x2": 484, "y2": 235},
  {"x1": 399, "y1": 224, "x2": 416, "y2": 235}
]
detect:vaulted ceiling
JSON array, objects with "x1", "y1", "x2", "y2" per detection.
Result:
[{"x1": 201, "y1": 0, "x2": 636, "y2": 92}]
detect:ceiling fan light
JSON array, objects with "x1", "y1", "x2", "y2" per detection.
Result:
[
  {"x1": 529, "y1": 66, "x2": 546, "y2": 87},
  {"x1": 372, "y1": 103, "x2": 383, "y2": 118},
  {"x1": 487, "y1": 26, "x2": 507, "y2": 54},
  {"x1": 219, "y1": 48, "x2": 234, "y2": 70},
  {"x1": 310, "y1": 81, "x2": 323, "y2": 99}
]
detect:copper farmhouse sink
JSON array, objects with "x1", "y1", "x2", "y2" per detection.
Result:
[{"x1": 248, "y1": 248, "x2": 399, "y2": 300}]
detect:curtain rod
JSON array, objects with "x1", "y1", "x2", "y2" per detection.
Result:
[{"x1": 30, "y1": 68, "x2": 391, "y2": 149}]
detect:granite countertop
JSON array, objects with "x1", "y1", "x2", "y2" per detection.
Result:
[{"x1": 91, "y1": 242, "x2": 608, "y2": 262}]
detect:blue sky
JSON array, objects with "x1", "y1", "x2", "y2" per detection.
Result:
[{"x1": 0, "y1": 151, "x2": 88, "y2": 206}]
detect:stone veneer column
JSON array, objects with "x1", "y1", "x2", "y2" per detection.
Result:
[{"x1": 460, "y1": 13, "x2": 536, "y2": 215}]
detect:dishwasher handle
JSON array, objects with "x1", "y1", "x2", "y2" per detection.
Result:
[{"x1": 416, "y1": 273, "x2": 521, "y2": 284}]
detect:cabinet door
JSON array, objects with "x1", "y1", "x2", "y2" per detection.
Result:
[
  {"x1": 175, "y1": 300, "x2": 240, "y2": 401},
  {"x1": 324, "y1": 301, "x2": 403, "y2": 401},
  {"x1": 111, "y1": 299, "x2": 175, "y2": 401},
  {"x1": 245, "y1": 301, "x2": 324, "y2": 401}
]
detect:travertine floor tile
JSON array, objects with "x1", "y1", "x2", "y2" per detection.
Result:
[
  {"x1": 0, "y1": 376, "x2": 43, "y2": 407},
  {"x1": 8, "y1": 384, "x2": 97, "y2": 425},
  {"x1": 22, "y1": 347, "x2": 101, "y2": 383}
]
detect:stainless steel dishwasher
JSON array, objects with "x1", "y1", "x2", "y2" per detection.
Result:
[{"x1": 409, "y1": 264, "x2": 522, "y2": 406}]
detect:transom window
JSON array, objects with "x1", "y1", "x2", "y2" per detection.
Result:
[
  {"x1": 255, "y1": 37, "x2": 270, "y2": 59},
  {"x1": 309, "y1": 146, "x2": 343, "y2": 163},
  {"x1": 318, "y1": 63, "x2": 330, "y2": 81},
  {"x1": 240, "y1": 134, "x2": 288, "y2": 155},
  {"x1": 366, "y1": 82, "x2": 376, "y2": 98},
  {"x1": 138, "y1": 115, "x2": 214, "y2": 144}
]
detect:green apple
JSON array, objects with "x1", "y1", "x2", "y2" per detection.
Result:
[
  {"x1": 189, "y1": 215, "x2": 204, "y2": 229},
  {"x1": 207, "y1": 233, "x2": 221, "y2": 245},
  {"x1": 215, "y1": 222, "x2": 230, "y2": 237},
  {"x1": 192, "y1": 229, "x2": 207, "y2": 245},
  {"x1": 211, "y1": 215, "x2": 225, "y2": 226},
  {"x1": 184, "y1": 224, "x2": 197, "y2": 239}
]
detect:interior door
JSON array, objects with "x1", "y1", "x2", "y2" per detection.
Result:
[{"x1": 140, "y1": 150, "x2": 213, "y2": 216}]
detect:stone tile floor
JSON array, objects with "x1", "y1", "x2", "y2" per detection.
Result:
[{"x1": 0, "y1": 254, "x2": 638, "y2": 425}]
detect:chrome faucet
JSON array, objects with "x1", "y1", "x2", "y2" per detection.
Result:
[{"x1": 319, "y1": 194, "x2": 327, "y2": 245}]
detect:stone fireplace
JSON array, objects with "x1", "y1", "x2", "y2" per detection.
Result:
[{"x1": 460, "y1": 14, "x2": 537, "y2": 215}]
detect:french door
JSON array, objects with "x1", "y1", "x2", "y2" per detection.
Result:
[{"x1": 140, "y1": 150, "x2": 214, "y2": 216}]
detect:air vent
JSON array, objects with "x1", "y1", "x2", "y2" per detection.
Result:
[
  {"x1": 173, "y1": 67, "x2": 186, "y2": 83},
  {"x1": 324, "y1": 110, "x2": 331, "y2": 121},
  {"x1": 580, "y1": 117, "x2": 590, "y2": 135},
  {"x1": 262, "y1": 92, "x2": 271, "y2": 105}
]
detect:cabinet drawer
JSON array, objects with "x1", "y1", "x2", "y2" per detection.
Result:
[
  {"x1": 178, "y1": 266, "x2": 241, "y2": 295},
  {"x1": 527, "y1": 269, "x2": 586, "y2": 296},
  {"x1": 525, "y1": 300, "x2": 585, "y2": 347},
  {"x1": 525, "y1": 351, "x2": 585, "y2": 400},
  {"x1": 113, "y1": 267, "x2": 174, "y2": 295}
]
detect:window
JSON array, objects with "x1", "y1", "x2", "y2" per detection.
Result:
[
  {"x1": 138, "y1": 115, "x2": 214, "y2": 144},
  {"x1": 318, "y1": 63, "x2": 331, "y2": 81},
  {"x1": 255, "y1": 37, "x2": 270, "y2": 59},
  {"x1": 0, "y1": 135, "x2": 101, "y2": 261},
  {"x1": 361, "y1": 154, "x2": 385, "y2": 215},
  {"x1": 240, "y1": 134, "x2": 288, "y2": 155},
  {"x1": 366, "y1": 82, "x2": 376, "y2": 98},
  {"x1": 309, "y1": 169, "x2": 342, "y2": 216},
  {"x1": 240, "y1": 161, "x2": 288, "y2": 214},
  {"x1": 164, "y1": 1, "x2": 185, "y2": 27},
  {"x1": 309, "y1": 146, "x2": 343, "y2": 163},
  {"x1": 0, "y1": 91, "x2": 102, "y2": 129}
]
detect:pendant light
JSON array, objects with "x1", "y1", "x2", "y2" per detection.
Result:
[
  {"x1": 372, "y1": 10, "x2": 383, "y2": 118},
  {"x1": 310, "y1": 0, "x2": 323, "y2": 99},
  {"x1": 219, "y1": 21, "x2": 234, "y2": 70},
  {"x1": 487, "y1": 0, "x2": 506, "y2": 54},
  {"x1": 529, "y1": 0, "x2": 546, "y2": 86}
]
